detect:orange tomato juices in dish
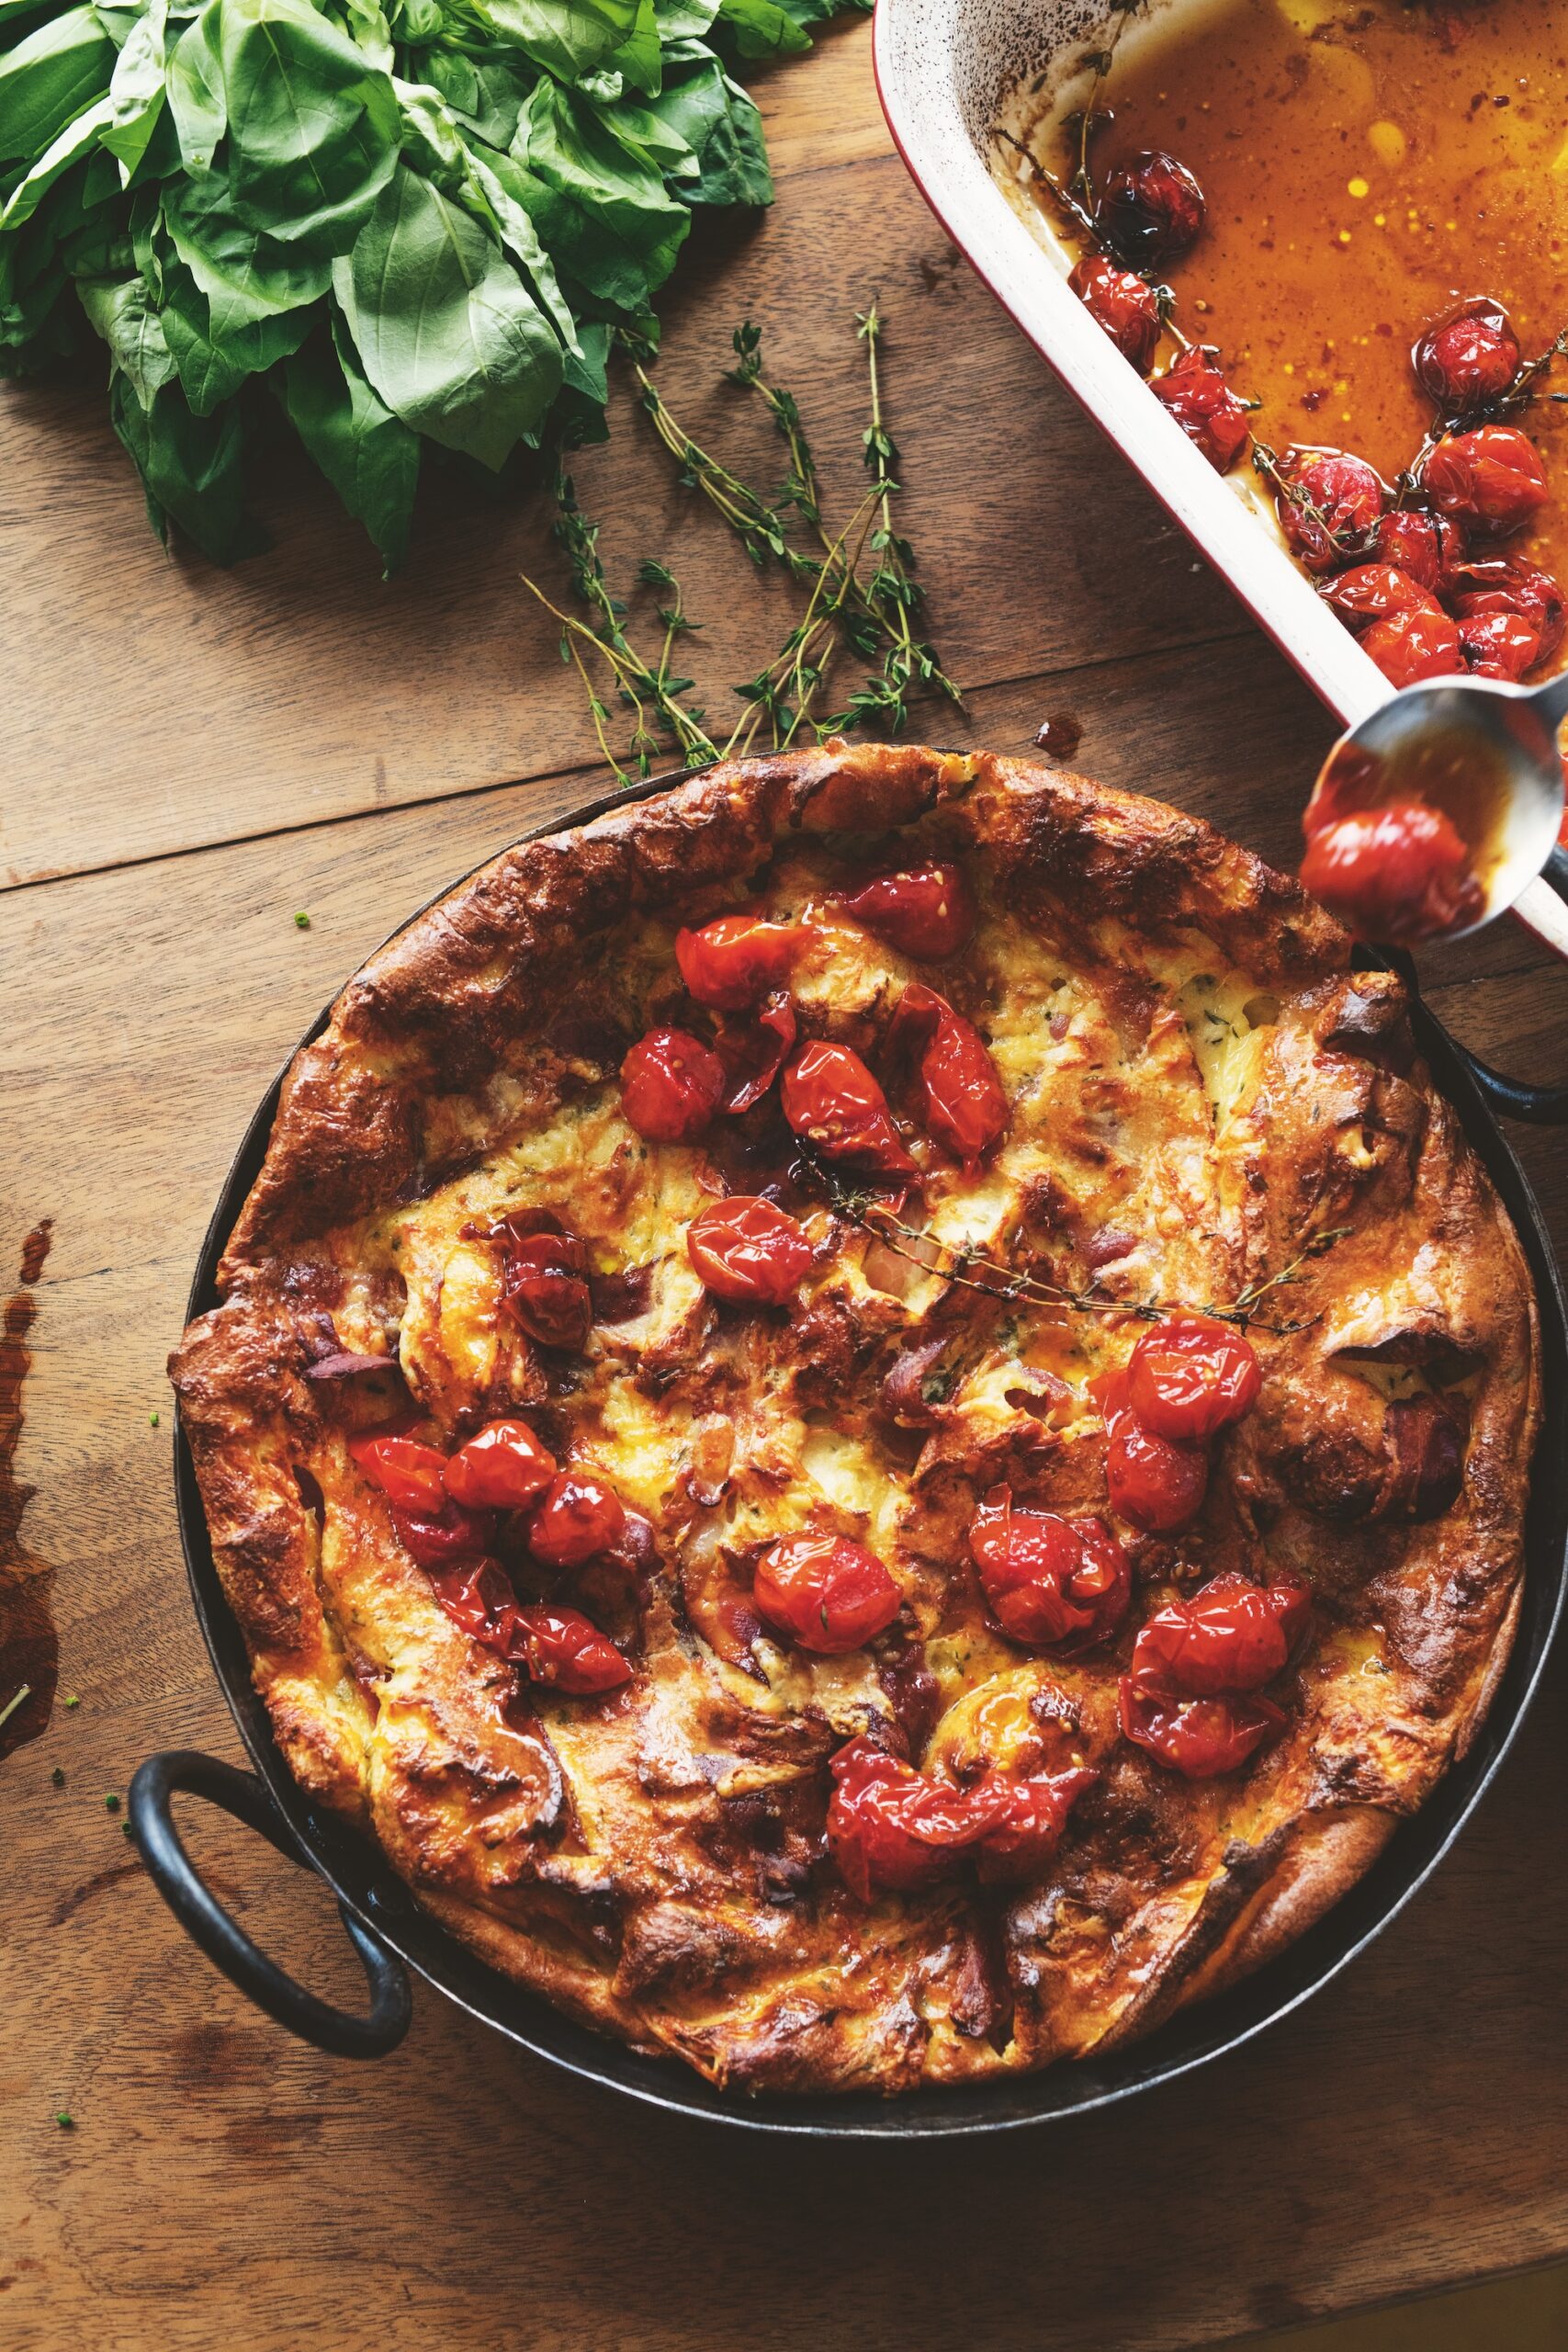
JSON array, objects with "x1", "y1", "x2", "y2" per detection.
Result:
[{"x1": 998, "y1": 0, "x2": 1568, "y2": 695}]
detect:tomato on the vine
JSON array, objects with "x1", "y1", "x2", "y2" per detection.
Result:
[
  {"x1": 1151, "y1": 346, "x2": 1251, "y2": 472},
  {"x1": 687, "y1": 1195, "x2": 814, "y2": 1306},
  {"x1": 887, "y1": 982, "x2": 1009, "y2": 1168},
  {"x1": 1413, "y1": 297, "x2": 1519, "y2": 413},
  {"x1": 1449, "y1": 557, "x2": 1565, "y2": 660},
  {"x1": 511, "y1": 1604, "x2": 631, "y2": 1693},
  {"x1": 1358, "y1": 597, "x2": 1464, "y2": 688},
  {"x1": 1126, "y1": 1313, "x2": 1262, "y2": 1443},
  {"x1": 1459, "y1": 607, "x2": 1542, "y2": 681},
  {"x1": 1279, "y1": 448, "x2": 1384, "y2": 573},
  {"x1": 751, "y1": 1532, "x2": 901, "y2": 1654},
  {"x1": 1118, "y1": 1682, "x2": 1282, "y2": 1778},
  {"x1": 526, "y1": 1471, "x2": 626, "y2": 1567},
  {"x1": 1371, "y1": 508, "x2": 1464, "y2": 596},
  {"x1": 1299, "y1": 800, "x2": 1482, "y2": 943},
  {"x1": 1319, "y1": 562, "x2": 1431, "y2": 633},
  {"x1": 1128, "y1": 1571, "x2": 1309, "y2": 1697},
  {"x1": 827, "y1": 1735, "x2": 1094, "y2": 1898},
  {"x1": 1067, "y1": 253, "x2": 1162, "y2": 375},
  {"x1": 1424, "y1": 424, "x2": 1548, "y2": 537},
  {"x1": 349, "y1": 1432, "x2": 448, "y2": 1514},
  {"x1": 780, "y1": 1039, "x2": 915, "y2": 1173},
  {"x1": 621, "y1": 1027, "x2": 727, "y2": 1143},
  {"x1": 1097, "y1": 150, "x2": 1205, "y2": 268},
  {"x1": 674, "y1": 913, "x2": 812, "y2": 1011},
  {"x1": 968, "y1": 1487, "x2": 1130, "y2": 1650},
  {"x1": 444, "y1": 1419, "x2": 557, "y2": 1511},
  {"x1": 833, "y1": 861, "x2": 978, "y2": 960}
]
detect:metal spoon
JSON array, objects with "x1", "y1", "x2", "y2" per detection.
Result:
[{"x1": 1308, "y1": 668, "x2": 1568, "y2": 940}]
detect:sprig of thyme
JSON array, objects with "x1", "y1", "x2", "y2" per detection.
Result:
[{"x1": 811, "y1": 1157, "x2": 1343, "y2": 1335}]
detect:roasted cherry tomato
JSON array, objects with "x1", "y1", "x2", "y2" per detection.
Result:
[
  {"x1": 511, "y1": 1603, "x2": 631, "y2": 1693},
  {"x1": 1278, "y1": 447, "x2": 1384, "y2": 573},
  {"x1": 1126, "y1": 1313, "x2": 1262, "y2": 1443},
  {"x1": 674, "y1": 913, "x2": 812, "y2": 1012},
  {"x1": 687, "y1": 1195, "x2": 814, "y2": 1306},
  {"x1": 1413, "y1": 297, "x2": 1519, "y2": 413},
  {"x1": 1300, "y1": 800, "x2": 1482, "y2": 944},
  {"x1": 1106, "y1": 1413, "x2": 1209, "y2": 1532},
  {"x1": 497, "y1": 1227, "x2": 592, "y2": 1352},
  {"x1": 526, "y1": 1471, "x2": 626, "y2": 1567},
  {"x1": 1371, "y1": 507, "x2": 1464, "y2": 595},
  {"x1": 1319, "y1": 562, "x2": 1431, "y2": 633},
  {"x1": 1358, "y1": 597, "x2": 1464, "y2": 688},
  {"x1": 780, "y1": 1040, "x2": 915, "y2": 1174},
  {"x1": 968, "y1": 1488, "x2": 1130, "y2": 1650},
  {"x1": 426, "y1": 1556, "x2": 523, "y2": 1650},
  {"x1": 444, "y1": 1419, "x2": 558, "y2": 1511},
  {"x1": 1450, "y1": 557, "x2": 1566, "y2": 661},
  {"x1": 887, "y1": 982, "x2": 1009, "y2": 1168},
  {"x1": 833, "y1": 861, "x2": 978, "y2": 960},
  {"x1": 827, "y1": 1735, "x2": 1094, "y2": 1898},
  {"x1": 349, "y1": 1431, "x2": 449, "y2": 1513},
  {"x1": 1097, "y1": 149, "x2": 1205, "y2": 267},
  {"x1": 1460, "y1": 607, "x2": 1542, "y2": 681},
  {"x1": 620, "y1": 1026, "x2": 727, "y2": 1144},
  {"x1": 390, "y1": 1498, "x2": 494, "y2": 1567},
  {"x1": 1424, "y1": 424, "x2": 1548, "y2": 537},
  {"x1": 752, "y1": 1532, "x2": 902, "y2": 1654},
  {"x1": 1118, "y1": 1681, "x2": 1282, "y2": 1779},
  {"x1": 1151, "y1": 345, "x2": 1251, "y2": 472},
  {"x1": 1067, "y1": 253, "x2": 1162, "y2": 375},
  {"x1": 714, "y1": 991, "x2": 796, "y2": 1115},
  {"x1": 1128, "y1": 1571, "x2": 1310, "y2": 1698}
]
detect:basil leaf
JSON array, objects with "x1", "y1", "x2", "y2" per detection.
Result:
[
  {"x1": 468, "y1": 0, "x2": 657, "y2": 93},
  {"x1": 108, "y1": 365, "x2": 258, "y2": 560},
  {"x1": 101, "y1": 0, "x2": 167, "y2": 179},
  {"x1": 78, "y1": 268, "x2": 175, "y2": 404},
  {"x1": 0, "y1": 91, "x2": 111, "y2": 227},
  {"x1": 644, "y1": 51, "x2": 769, "y2": 208},
  {"x1": 164, "y1": 1, "x2": 226, "y2": 171},
  {"x1": 512, "y1": 75, "x2": 687, "y2": 313},
  {"x1": 217, "y1": 0, "x2": 398, "y2": 253},
  {"x1": 163, "y1": 174, "x2": 332, "y2": 311},
  {"x1": 334, "y1": 161, "x2": 562, "y2": 468},
  {"x1": 0, "y1": 5, "x2": 116, "y2": 165},
  {"x1": 160, "y1": 250, "x2": 310, "y2": 410},
  {"x1": 282, "y1": 310, "x2": 418, "y2": 568},
  {"x1": 710, "y1": 0, "x2": 808, "y2": 62}
]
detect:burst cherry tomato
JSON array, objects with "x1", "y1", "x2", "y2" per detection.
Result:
[
  {"x1": 349, "y1": 1432, "x2": 448, "y2": 1514},
  {"x1": 1097, "y1": 149, "x2": 1206, "y2": 267},
  {"x1": 1424, "y1": 425, "x2": 1547, "y2": 537},
  {"x1": 1118, "y1": 1681, "x2": 1282, "y2": 1779},
  {"x1": 1450, "y1": 557, "x2": 1566, "y2": 660},
  {"x1": 1151, "y1": 345, "x2": 1251, "y2": 472},
  {"x1": 1126, "y1": 1313, "x2": 1261, "y2": 1442},
  {"x1": 1279, "y1": 448, "x2": 1384, "y2": 573},
  {"x1": 1319, "y1": 563, "x2": 1431, "y2": 633},
  {"x1": 887, "y1": 982, "x2": 1009, "y2": 1168},
  {"x1": 780, "y1": 1040, "x2": 915, "y2": 1174},
  {"x1": 620, "y1": 1027, "x2": 727, "y2": 1143},
  {"x1": 511, "y1": 1604, "x2": 631, "y2": 1693},
  {"x1": 968, "y1": 1488, "x2": 1130, "y2": 1650},
  {"x1": 1067, "y1": 252, "x2": 1162, "y2": 374},
  {"x1": 1128, "y1": 1571, "x2": 1310, "y2": 1697},
  {"x1": 443, "y1": 1419, "x2": 557, "y2": 1510},
  {"x1": 427, "y1": 1556, "x2": 524, "y2": 1649},
  {"x1": 714, "y1": 992, "x2": 795, "y2": 1114},
  {"x1": 1371, "y1": 508, "x2": 1465, "y2": 595},
  {"x1": 827, "y1": 1735, "x2": 1093, "y2": 1898},
  {"x1": 687, "y1": 1195, "x2": 814, "y2": 1305},
  {"x1": 1460, "y1": 607, "x2": 1542, "y2": 681},
  {"x1": 526, "y1": 1471, "x2": 626, "y2": 1567},
  {"x1": 833, "y1": 861, "x2": 978, "y2": 959},
  {"x1": 1359, "y1": 597, "x2": 1464, "y2": 688},
  {"x1": 1300, "y1": 800, "x2": 1482, "y2": 943},
  {"x1": 390, "y1": 1498, "x2": 494, "y2": 1567},
  {"x1": 752, "y1": 1532, "x2": 901, "y2": 1654},
  {"x1": 1106, "y1": 1412, "x2": 1209, "y2": 1532},
  {"x1": 674, "y1": 913, "x2": 812, "y2": 1011},
  {"x1": 497, "y1": 1227, "x2": 592, "y2": 1352},
  {"x1": 1413, "y1": 297, "x2": 1520, "y2": 413}
]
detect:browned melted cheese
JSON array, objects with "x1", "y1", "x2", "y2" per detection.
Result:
[{"x1": 170, "y1": 744, "x2": 1539, "y2": 2095}]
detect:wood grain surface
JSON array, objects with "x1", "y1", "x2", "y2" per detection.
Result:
[{"x1": 4, "y1": 19, "x2": 1568, "y2": 2350}]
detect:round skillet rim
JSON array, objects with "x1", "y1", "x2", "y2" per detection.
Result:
[{"x1": 155, "y1": 762, "x2": 1568, "y2": 2138}]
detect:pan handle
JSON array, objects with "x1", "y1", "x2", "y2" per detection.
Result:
[
  {"x1": 129, "y1": 1750, "x2": 412, "y2": 2058},
  {"x1": 1452, "y1": 1051, "x2": 1568, "y2": 1125}
]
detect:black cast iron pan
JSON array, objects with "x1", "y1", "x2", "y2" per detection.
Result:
[{"x1": 130, "y1": 768, "x2": 1568, "y2": 2138}]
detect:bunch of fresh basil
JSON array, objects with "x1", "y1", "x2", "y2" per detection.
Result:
[{"x1": 0, "y1": 0, "x2": 853, "y2": 564}]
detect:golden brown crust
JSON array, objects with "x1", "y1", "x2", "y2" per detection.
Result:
[{"x1": 170, "y1": 741, "x2": 1539, "y2": 2096}]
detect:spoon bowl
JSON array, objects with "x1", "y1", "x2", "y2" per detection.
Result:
[{"x1": 1307, "y1": 669, "x2": 1568, "y2": 938}]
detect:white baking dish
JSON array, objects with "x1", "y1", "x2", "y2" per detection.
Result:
[{"x1": 873, "y1": 0, "x2": 1568, "y2": 956}]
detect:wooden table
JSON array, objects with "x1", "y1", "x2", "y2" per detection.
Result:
[{"x1": 4, "y1": 23, "x2": 1566, "y2": 2348}]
